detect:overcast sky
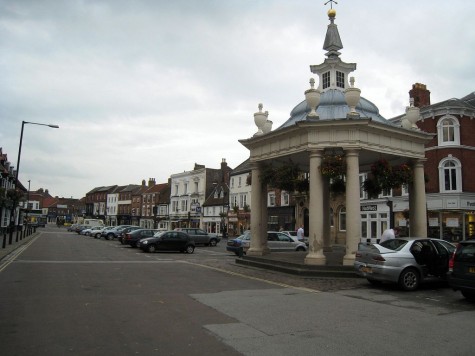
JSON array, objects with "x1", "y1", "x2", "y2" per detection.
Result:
[{"x1": 1, "y1": 0, "x2": 474, "y2": 199}]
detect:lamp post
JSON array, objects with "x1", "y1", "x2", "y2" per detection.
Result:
[
  {"x1": 6, "y1": 121, "x2": 59, "y2": 246},
  {"x1": 24, "y1": 179, "x2": 30, "y2": 238}
]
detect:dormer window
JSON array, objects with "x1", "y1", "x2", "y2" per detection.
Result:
[
  {"x1": 322, "y1": 71, "x2": 330, "y2": 89},
  {"x1": 336, "y1": 71, "x2": 345, "y2": 88}
]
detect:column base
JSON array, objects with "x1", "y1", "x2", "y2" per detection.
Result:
[
  {"x1": 246, "y1": 247, "x2": 270, "y2": 256},
  {"x1": 343, "y1": 253, "x2": 356, "y2": 266},
  {"x1": 304, "y1": 252, "x2": 326, "y2": 266}
]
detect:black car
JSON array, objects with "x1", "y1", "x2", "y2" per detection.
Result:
[
  {"x1": 449, "y1": 240, "x2": 475, "y2": 301},
  {"x1": 139, "y1": 231, "x2": 195, "y2": 254},
  {"x1": 123, "y1": 229, "x2": 160, "y2": 247},
  {"x1": 118, "y1": 226, "x2": 141, "y2": 244}
]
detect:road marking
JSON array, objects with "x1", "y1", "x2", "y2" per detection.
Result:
[
  {"x1": 0, "y1": 233, "x2": 42, "y2": 273},
  {"x1": 182, "y1": 260, "x2": 322, "y2": 294}
]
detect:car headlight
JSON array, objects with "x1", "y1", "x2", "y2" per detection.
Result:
[{"x1": 142, "y1": 240, "x2": 148, "y2": 244}]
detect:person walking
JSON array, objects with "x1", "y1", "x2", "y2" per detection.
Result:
[{"x1": 297, "y1": 225, "x2": 304, "y2": 241}]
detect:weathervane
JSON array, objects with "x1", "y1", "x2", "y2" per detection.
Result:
[{"x1": 324, "y1": 0, "x2": 338, "y2": 9}]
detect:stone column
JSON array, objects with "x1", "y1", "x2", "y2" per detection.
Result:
[
  {"x1": 343, "y1": 149, "x2": 361, "y2": 266},
  {"x1": 322, "y1": 177, "x2": 332, "y2": 251},
  {"x1": 248, "y1": 161, "x2": 269, "y2": 255},
  {"x1": 410, "y1": 159, "x2": 428, "y2": 237},
  {"x1": 305, "y1": 150, "x2": 326, "y2": 265}
]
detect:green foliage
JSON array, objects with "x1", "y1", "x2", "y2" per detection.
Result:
[
  {"x1": 363, "y1": 159, "x2": 413, "y2": 198},
  {"x1": 260, "y1": 161, "x2": 308, "y2": 193}
]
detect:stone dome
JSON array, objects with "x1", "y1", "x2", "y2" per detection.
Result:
[{"x1": 277, "y1": 89, "x2": 393, "y2": 130}]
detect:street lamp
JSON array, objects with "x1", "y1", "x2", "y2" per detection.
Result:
[{"x1": 6, "y1": 121, "x2": 59, "y2": 246}]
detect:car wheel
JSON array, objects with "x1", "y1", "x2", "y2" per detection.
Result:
[
  {"x1": 147, "y1": 244, "x2": 156, "y2": 253},
  {"x1": 105, "y1": 233, "x2": 114, "y2": 240},
  {"x1": 296, "y1": 246, "x2": 306, "y2": 252},
  {"x1": 367, "y1": 278, "x2": 383, "y2": 286},
  {"x1": 185, "y1": 245, "x2": 195, "y2": 254},
  {"x1": 209, "y1": 239, "x2": 217, "y2": 247},
  {"x1": 398, "y1": 267, "x2": 420, "y2": 291},
  {"x1": 94, "y1": 233, "x2": 101, "y2": 239},
  {"x1": 461, "y1": 290, "x2": 475, "y2": 301}
]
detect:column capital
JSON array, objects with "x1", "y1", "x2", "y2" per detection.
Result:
[
  {"x1": 343, "y1": 147, "x2": 361, "y2": 156},
  {"x1": 308, "y1": 149, "x2": 324, "y2": 158}
]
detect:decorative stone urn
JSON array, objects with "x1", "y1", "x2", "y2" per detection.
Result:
[
  {"x1": 253, "y1": 103, "x2": 267, "y2": 136},
  {"x1": 401, "y1": 115, "x2": 413, "y2": 129},
  {"x1": 344, "y1": 76, "x2": 361, "y2": 114},
  {"x1": 304, "y1": 78, "x2": 321, "y2": 118},
  {"x1": 405, "y1": 98, "x2": 420, "y2": 130},
  {"x1": 262, "y1": 117, "x2": 273, "y2": 134}
]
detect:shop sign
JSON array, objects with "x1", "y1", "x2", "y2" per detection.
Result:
[
  {"x1": 229, "y1": 217, "x2": 238, "y2": 222},
  {"x1": 361, "y1": 205, "x2": 377, "y2": 212}
]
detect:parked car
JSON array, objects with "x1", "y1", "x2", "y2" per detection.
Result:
[
  {"x1": 74, "y1": 225, "x2": 89, "y2": 234},
  {"x1": 226, "y1": 231, "x2": 307, "y2": 256},
  {"x1": 123, "y1": 229, "x2": 160, "y2": 247},
  {"x1": 101, "y1": 225, "x2": 134, "y2": 240},
  {"x1": 67, "y1": 224, "x2": 79, "y2": 232},
  {"x1": 81, "y1": 226, "x2": 104, "y2": 236},
  {"x1": 354, "y1": 237, "x2": 456, "y2": 291},
  {"x1": 92, "y1": 226, "x2": 115, "y2": 239},
  {"x1": 448, "y1": 240, "x2": 475, "y2": 301},
  {"x1": 139, "y1": 231, "x2": 195, "y2": 253},
  {"x1": 282, "y1": 230, "x2": 308, "y2": 244},
  {"x1": 175, "y1": 228, "x2": 221, "y2": 246},
  {"x1": 118, "y1": 226, "x2": 141, "y2": 244}
]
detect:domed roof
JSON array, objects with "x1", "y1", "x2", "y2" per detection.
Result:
[{"x1": 277, "y1": 89, "x2": 392, "y2": 130}]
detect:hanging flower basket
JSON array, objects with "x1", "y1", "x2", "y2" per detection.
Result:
[
  {"x1": 321, "y1": 155, "x2": 346, "y2": 179},
  {"x1": 363, "y1": 159, "x2": 413, "y2": 196}
]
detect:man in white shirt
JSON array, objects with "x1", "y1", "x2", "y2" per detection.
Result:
[
  {"x1": 297, "y1": 226, "x2": 304, "y2": 241},
  {"x1": 380, "y1": 227, "x2": 400, "y2": 243}
]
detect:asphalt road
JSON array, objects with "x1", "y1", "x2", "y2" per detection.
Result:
[{"x1": 1, "y1": 227, "x2": 474, "y2": 356}]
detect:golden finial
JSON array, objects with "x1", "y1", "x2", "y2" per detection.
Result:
[{"x1": 324, "y1": 0, "x2": 337, "y2": 18}]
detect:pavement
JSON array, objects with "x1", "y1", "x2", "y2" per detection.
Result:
[{"x1": 0, "y1": 228, "x2": 40, "y2": 262}]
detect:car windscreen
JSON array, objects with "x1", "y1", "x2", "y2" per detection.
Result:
[
  {"x1": 379, "y1": 239, "x2": 409, "y2": 251},
  {"x1": 153, "y1": 231, "x2": 166, "y2": 238}
]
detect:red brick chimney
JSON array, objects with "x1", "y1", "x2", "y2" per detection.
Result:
[{"x1": 409, "y1": 83, "x2": 431, "y2": 108}]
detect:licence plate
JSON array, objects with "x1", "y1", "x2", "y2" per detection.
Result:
[
  {"x1": 469, "y1": 267, "x2": 475, "y2": 274},
  {"x1": 360, "y1": 266, "x2": 372, "y2": 273}
]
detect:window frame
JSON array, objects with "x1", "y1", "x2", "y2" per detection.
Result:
[{"x1": 437, "y1": 115, "x2": 460, "y2": 146}]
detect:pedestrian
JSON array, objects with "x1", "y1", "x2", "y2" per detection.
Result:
[
  {"x1": 297, "y1": 225, "x2": 304, "y2": 241},
  {"x1": 380, "y1": 226, "x2": 400, "y2": 243},
  {"x1": 279, "y1": 226, "x2": 284, "y2": 232}
]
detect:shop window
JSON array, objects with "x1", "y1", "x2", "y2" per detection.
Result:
[
  {"x1": 439, "y1": 156, "x2": 462, "y2": 192},
  {"x1": 437, "y1": 115, "x2": 460, "y2": 146}
]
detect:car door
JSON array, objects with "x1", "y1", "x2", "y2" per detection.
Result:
[
  {"x1": 267, "y1": 233, "x2": 280, "y2": 251},
  {"x1": 276, "y1": 232, "x2": 295, "y2": 251},
  {"x1": 159, "y1": 232, "x2": 175, "y2": 250},
  {"x1": 195, "y1": 229, "x2": 208, "y2": 244},
  {"x1": 430, "y1": 239, "x2": 451, "y2": 276}
]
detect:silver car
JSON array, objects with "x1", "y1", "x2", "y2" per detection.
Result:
[
  {"x1": 226, "y1": 231, "x2": 307, "y2": 256},
  {"x1": 354, "y1": 237, "x2": 455, "y2": 291}
]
